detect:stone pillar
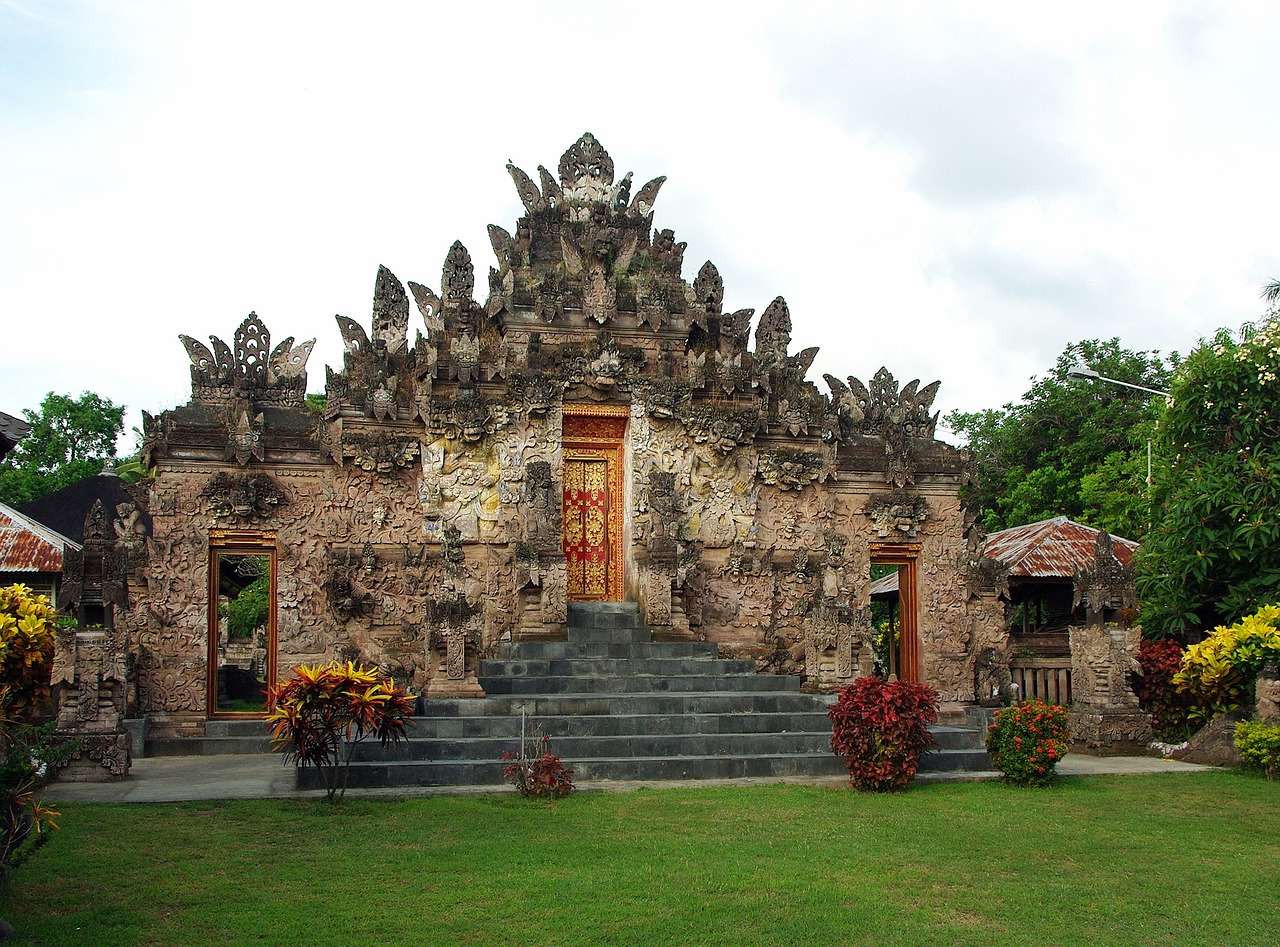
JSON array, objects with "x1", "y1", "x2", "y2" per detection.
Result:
[{"x1": 50, "y1": 627, "x2": 132, "y2": 781}]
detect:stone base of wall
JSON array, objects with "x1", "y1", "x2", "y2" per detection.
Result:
[
  {"x1": 1069, "y1": 708, "x2": 1153, "y2": 752},
  {"x1": 49, "y1": 732, "x2": 131, "y2": 781}
]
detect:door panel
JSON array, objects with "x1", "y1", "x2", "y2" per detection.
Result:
[{"x1": 563, "y1": 457, "x2": 610, "y2": 599}]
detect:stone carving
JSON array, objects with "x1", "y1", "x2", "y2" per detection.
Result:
[
  {"x1": 202, "y1": 473, "x2": 288, "y2": 523},
  {"x1": 342, "y1": 431, "x2": 421, "y2": 475},
  {"x1": 1073, "y1": 531, "x2": 1139, "y2": 615},
  {"x1": 1256, "y1": 662, "x2": 1280, "y2": 726},
  {"x1": 757, "y1": 448, "x2": 835, "y2": 492},
  {"x1": 51, "y1": 502, "x2": 135, "y2": 780},
  {"x1": 864, "y1": 492, "x2": 931, "y2": 539},
  {"x1": 180, "y1": 313, "x2": 313, "y2": 405}
]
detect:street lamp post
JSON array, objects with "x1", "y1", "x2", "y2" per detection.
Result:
[{"x1": 1066, "y1": 363, "x2": 1171, "y2": 488}]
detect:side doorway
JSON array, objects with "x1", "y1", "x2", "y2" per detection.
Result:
[
  {"x1": 870, "y1": 545, "x2": 920, "y2": 683},
  {"x1": 208, "y1": 531, "x2": 277, "y2": 716}
]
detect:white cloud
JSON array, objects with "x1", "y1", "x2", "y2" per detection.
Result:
[{"x1": 3, "y1": 0, "x2": 1280, "y2": 449}]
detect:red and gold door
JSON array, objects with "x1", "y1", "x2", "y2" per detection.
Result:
[
  {"x1": 563, "y1": 457, "x2": 610, "y2": 599},
  {"x1": 561, "y1": 407, "x2": 627, "y2": 602}
]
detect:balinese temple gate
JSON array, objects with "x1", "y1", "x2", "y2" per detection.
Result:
[{"x1": 121, "y1": 133, "x2": 1011, "y2": 742}]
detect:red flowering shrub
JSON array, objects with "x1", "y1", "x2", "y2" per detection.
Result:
[
  {"x1": 1135, "y1": 640, "x2": 1194, "y2": 739},
  {"x1": 985, "y1": 700, "x2": 1069, "y2": 787},
  {"x1": 502, "y1": 733, "x2": 573, "y2": 798},
  {"x1": 828, "y1": 676, "x2": 939, "y2": 792}
]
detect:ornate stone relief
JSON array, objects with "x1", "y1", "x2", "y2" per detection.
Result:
[
  {"x1": 757, "y1": 448, "x2": 836, "y2": 491},
  {"x1": 864, "y1": 492, "x2": 931, "y2": 539},
  {"x1": 201, "y1": 472, "x2": 288, "y2": 523},
  {"x1": 179, "y1": 313, "x2": 313, "y2": 405},
  {"x1": 341, "y1": 431, "x2": 421, "y2": 475},
  {"x1": 1073, "y1": 531, "x2": 1138, "y2": 614}
]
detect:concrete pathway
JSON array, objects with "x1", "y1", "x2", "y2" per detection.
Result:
[{"x1": 42, "y1": 752, "x2": 1219, "y2": 805}]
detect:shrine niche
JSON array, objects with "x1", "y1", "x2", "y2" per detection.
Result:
[{"x1": 103, "y1": 132, "x2": 1012, "y2": 741}]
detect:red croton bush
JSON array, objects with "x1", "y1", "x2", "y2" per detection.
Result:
[
  {"x1": 828, "y1": 676, "x2": 939, "y2": 792},
  {"x1": 1134, "y1": 640, "x2": 1195, "y2": 740}
]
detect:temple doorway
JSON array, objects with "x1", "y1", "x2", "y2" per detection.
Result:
[
  {"x1": 869, "y1": 545, "x2": 920, "y2": 683},
  {"x1": 561, "y1": 408, "x2": 626, "y2": 602}
]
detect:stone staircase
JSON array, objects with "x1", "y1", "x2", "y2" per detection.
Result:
[{"x1": 298, "y1": 602, "x2": 992, "y2": 790}]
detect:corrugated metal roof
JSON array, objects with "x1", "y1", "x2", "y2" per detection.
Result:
[
  {"x1": 0, "y1": 502, "x2": 78, "y2": 573},
  {"x1": 983, "y1": 516, "x2": 1137, "y2": 579},
  {"x1": 869, "y1": 516, "x2": 1138, "y2": 595}
]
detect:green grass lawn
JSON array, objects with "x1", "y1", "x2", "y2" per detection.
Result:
[{"x1": 2, "y1": 771, "x2": 1276, "y2": 946}]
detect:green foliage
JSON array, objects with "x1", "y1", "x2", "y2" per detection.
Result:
[
  {"x1": 0, "y1": 391, "x2": 125, "y2": 506},
  {"x1": 1172, "y1": 603, "x2": 1280, "y2": 719},
  {"x1": 1234, "y1": 720, "x2": 1280, "y2": 780},
  {"x1": 828, "y1": 676, "x2": 938, "y2": 792},
  {"x1": 267, "y1": 662, "x2": 416, "y2": 801},
  {"x1": 0, "y1": 585, "x2": 57, "y2": 714},
  {"x1": 219, "y1": 575, "x2": 270, "y2": 642},
  {"x1": 946, "y1": 339, "x2": 1172, "y2": 538},
  {"x1": 985, "y1": 700, "x2": 1069, "y2": 787},
  {"x1": 0, "y1": 586, "x2": 63, "y2": 886},
  {"x1": 1136, "y1": 317, "x2": 1280, "y2": 637}
]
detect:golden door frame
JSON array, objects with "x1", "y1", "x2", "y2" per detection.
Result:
[
  {"x1": 870, "y1": 542, "x2": 920, "y2": 684},
  {"x1": 562, "y1": 405, "x2": 627, "y2": 602},
  {"x1": 207, "y1": 529, "x2": 279, "y2": 718}
]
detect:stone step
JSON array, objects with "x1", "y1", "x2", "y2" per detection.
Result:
[
  {"x1": 346, "y1": 730, "x2": 837, "y2": 763},
  {"x1": 567, "y1": 625, "x2": 653, "y2": 644},
  {"x1": 931, "y1": 725, "x2": 988, "y2": 751},
  {"x1": 421, "y1": 692, "x2": 830, "y2": 717},
  {"x1": 298, "y1": 751, "x2": 852, "y2": 790},
  {"x1": 411, "y1": 711, "x2": 838, "y2": 740},
  {"x1": 147, "y1": 735, "x2": 275, "y2": 756},
  {"x1": 479, "y1": 657, "x2": 757, "y2": 678},
  {"x1": 476, "y1": 673, "x2": 802, "y2": 696},
  {"x1": 499, "y1": 640, "x2": 720, "y2": 660}
]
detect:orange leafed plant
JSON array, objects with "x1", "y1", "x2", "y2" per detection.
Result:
[{"x1": 266, "y1": 661, "x2": 415, "y2": 801}]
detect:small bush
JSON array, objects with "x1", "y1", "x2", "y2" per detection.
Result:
[
  {"x1": 502, "y1": 732, "x2": 573, "y2": 799},
  {"x1": 828, "y1": 676, "x2": 938, "y2": 792},
  {"x1": 1234, "y1": 721, "x2": 1280, "y2": 781},
  {"x1": 267, "y1": 661, "x2": 415, "y2": 801},
  {"x1": 1135, "y1": 640, "x2": 1195, "y2": 739},
  {"x1": 1175, "y1": 603, "x2": 1280, "y2": 720},
  {"x1": 985, "y1": 700, "x2": 1069, "y2": 787},
  {"x1": 0, "y1": 584, "x2": 57, "y2": 714}
]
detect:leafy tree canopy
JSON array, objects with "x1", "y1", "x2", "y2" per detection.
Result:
[
  {"x1": 1137, "y1": 314, "x2": 1280, "y2": 639},
  {"x1": 945, "y1": 339, "x2": 1175, "y2": 539},
  {"x1": 0, "y1": 392, "x2": 125, "y2": 507}
]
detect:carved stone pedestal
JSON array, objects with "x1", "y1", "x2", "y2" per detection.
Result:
[{"x1": 1068, "y1": 623, "x2": 1152, "y2": 751}]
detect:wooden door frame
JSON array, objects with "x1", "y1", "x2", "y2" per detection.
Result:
[
  {"x1": 870, "y1": 542, "x2": 920, "y2": 684},
  {"x1": 207, "y1": 529, "x2": 278, "y2": 718}
]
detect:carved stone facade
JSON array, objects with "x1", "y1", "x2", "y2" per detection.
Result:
[{"x1": 110, "y1": 134, "x2": 1011, "y2": 737}]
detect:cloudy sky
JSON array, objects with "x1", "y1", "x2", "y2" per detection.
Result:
[{"x1": 4, "y1": 1, "x2": 1279, "y2": 449}]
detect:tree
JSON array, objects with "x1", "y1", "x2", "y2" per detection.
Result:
[
  {"x1": 945, "y1": 339, "x2": 1175, "y2": 538},
  {"x1": 1136, "y1": 315, "x2": 1280, "y2": 638},
  {"x1": 0, "y1": 392, "x2": 124, "y2": 507}
]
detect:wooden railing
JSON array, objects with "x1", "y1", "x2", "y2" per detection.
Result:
[{"x1": 1009, "y1": 656, "x2": 1072, "y2": 705}]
